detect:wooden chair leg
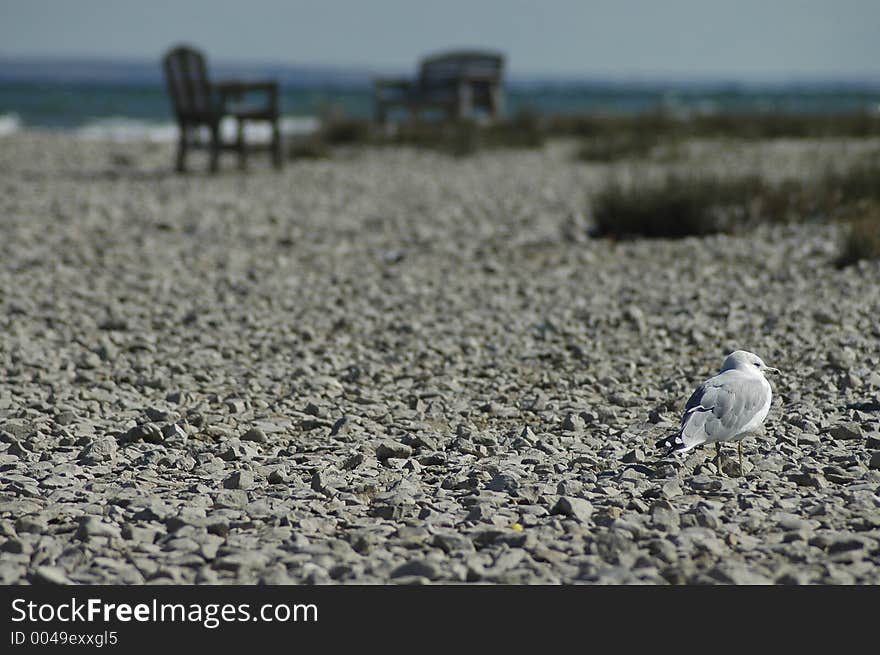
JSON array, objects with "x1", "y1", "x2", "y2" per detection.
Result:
[
  {"x1": 237, "y1": 119, "x2": 247, "y2": 170},
  {"x1": 272, "y1": 120, "x2": 282, "y2": 169},
  {"x1": 456, "y1": 82, "x2": 474, "y2": 122},
  {"x1": 175, "y1": 127, "x2": 188, "y2": 173},
  {"x1": 490, "y1": 84, "x2": 504, "y2": 122},
  {"x1": 209, "y1": 123, "x2": 220, "y2": 173}
]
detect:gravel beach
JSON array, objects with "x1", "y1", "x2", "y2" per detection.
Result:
[{"x1": 1, "y1": 132, "x2": 879, "y2": 585}]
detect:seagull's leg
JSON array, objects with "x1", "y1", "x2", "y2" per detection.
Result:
[
  {"x1": 715, "y1": 443, "x2": 722, "y2": 476},
  {"x1": 738, "y1": 442, "x2": 743, "y2": 477}
]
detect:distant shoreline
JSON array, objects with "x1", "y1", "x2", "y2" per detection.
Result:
[
  {"x1": 2, "y1": 74, "x2": 880, "y2": 135},
  {"x1": 3, "y1": 54, "x2": 880, "y2": 88}
]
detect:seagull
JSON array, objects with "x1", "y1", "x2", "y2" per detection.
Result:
[{"x1": 656, "y1": 350, "x2": 779, "y2": 476}]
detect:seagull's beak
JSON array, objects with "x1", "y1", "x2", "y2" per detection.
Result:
[{"x1": 765, "y1": 367, "x2": 781, "y2": 374}]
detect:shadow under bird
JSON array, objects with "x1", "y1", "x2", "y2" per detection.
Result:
[{"x1": 656, "y1": 350, "x2": 780, "y2": 476}]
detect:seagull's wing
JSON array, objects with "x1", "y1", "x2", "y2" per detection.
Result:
[{"x1": 677, "y1": 370, "x2": 768, "y2": 450}]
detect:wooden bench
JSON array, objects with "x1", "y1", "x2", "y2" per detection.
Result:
[
  {"x1": 374, "y1": 50, "x2": 505, "y2": 124},
  {"x1": 162, "y1": 45, "x2": 282, "y2": 173}
]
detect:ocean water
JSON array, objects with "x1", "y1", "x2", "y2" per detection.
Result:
[{"x1": 2, "y1": 57, "x2": 879, "y2": 141}]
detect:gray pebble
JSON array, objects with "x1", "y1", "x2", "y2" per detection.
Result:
[
  {"x1": 550, "y1": 496, "x2": 594, "y2": 522},
  {"x1": 827, "y1": 423, "x2": 864, "y2": 441},
  {"x1": 78, "y1": 436, "x2": 118, "y2": 464},
  {"x1": 29, "y1": 566, "x2": 72, "y2": 585},
  {"x1": 241, "y1": 428, "x2": 268, "y2": 444},
  {"x1": 75, "y1": 516, "x2": 122, "y2": 540},
  {"x1": 390, "y1": 560, "x2": 439, "y2": 580},
  {"x1": 223, "y1": 471, "x2": 255, "y2": 490},
  {"x1": 376, "y1": 440, "x2": 413, "y2": 460}
]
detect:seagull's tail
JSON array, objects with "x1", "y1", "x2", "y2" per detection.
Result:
[{"x1": 655, "y1": 432, "x2": 687, "y2": 457}]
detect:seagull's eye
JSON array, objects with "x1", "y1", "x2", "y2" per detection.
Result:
[{"x1": 753, "y1": 362, "x2": 761, "y2": 367}]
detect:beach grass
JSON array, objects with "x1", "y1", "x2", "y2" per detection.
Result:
[
  {"x1": 291, "y1": 110, "x2": 880, "y2": 161},
  {"x1": 571, "y1": 111, "x2": 880, "y2": 162},
  {"x1": 590, "y1": 157, "x2": 880, "y2": 239},
  {"x1": 590, "y1": 175, "x2": 764, "y2": 238},
  {"x1": 553, "y1": 110, "x2": 880, "y2": 141},
  {"x1": 837, "y1": 204, "x2": 880, "y2": 267}
]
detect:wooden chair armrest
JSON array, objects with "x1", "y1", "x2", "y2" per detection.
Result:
[
  {"x1": 215, "y1": 79, "x2": 278, "y2": 93},
  {"x1": 456, "y1": 72, "x2": 501, "y2": 85},
  {"x1": 215, "y1": 80, "x2": 278, "y2": 104},
  {"x1": 374, "y1": 77, "x2": 413, "y2": 91},
  {"x1": 214, "y1": 79, "x2": 279, "y2": 112}
]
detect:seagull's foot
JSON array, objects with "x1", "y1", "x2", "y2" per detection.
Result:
[{"x1": 710, "y1": 452, "x2": 747, "y2": 477}]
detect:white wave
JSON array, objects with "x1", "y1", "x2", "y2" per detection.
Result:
[
  {"x1": 281, "y1": 115, "x2": 321, "y2": 135},
  {"x1": 72, "y1": 115, "x2": 320, "y2": 143},
  {"x1": 73, "y1": 117, "x2": 178, "y2": 142},
  {"x1": 0, "y1": 113, "x2": 22, "y2": 137}
]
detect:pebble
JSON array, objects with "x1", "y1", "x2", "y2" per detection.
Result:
[
  {"x1": 223, "y1": 471, "x2": 255, "y2": 490},
  {"x1": 121, "y1": 423, "x2": 164, "y2": 444},
  {"x1": 827, "y1": 423, "x2": 864, "y2": 441},
  {"x1": 550, "y1": 496, "x2": 594, "y2": 522},
  {"x1": 75, "y1": 516, "x2": 122, "y2": 540},
  {"x1": 485, "y1": 473, "x2": 520, "y2": 493},
  {"x1": 390, "y1": 560, "x2": 439, "y2": 580},
  {"x1": 241, "y1": 428, "x2": 268, "y2": 444},
  {"x1": 375, "y1": 440, "x2": 413, "y2": 460},
  {"x1": 30, "y1": 566, "x2": 73, "y2": 585},
  {"x1": 78, "y1": 436, "x2": 118, "y2": 464}
]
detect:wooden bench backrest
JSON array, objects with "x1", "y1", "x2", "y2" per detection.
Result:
[
  {"x1": 163, "y1": 46, "x2": 214, "y2": 119},
  {"x1": 418, "y1": 51, "x2": 504, "y2": 89}
]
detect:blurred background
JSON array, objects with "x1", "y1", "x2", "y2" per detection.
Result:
[{"x1": 1, "y1": 0, "x2": 878, "y2": 141}]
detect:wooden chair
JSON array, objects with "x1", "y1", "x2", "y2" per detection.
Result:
[
  {"x1": 162, "y1": 45, "x2": 282, "y2": 173},
  {"x1": 375, "y1": 50, "x2": 505, "y2": 125}
]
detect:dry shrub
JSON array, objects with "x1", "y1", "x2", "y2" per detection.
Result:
[
  {"x1": 591, "y1": 175, "x2": 765, "y2": 238},
  {"x1": 837, "y1": 205, "x2": 880, "y2": 267},
  {"x1": 591, "y1": 158, "x2": 880, "y2": 240}
]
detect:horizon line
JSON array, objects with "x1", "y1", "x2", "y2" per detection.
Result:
[{"x1": 1, "y1": 52, "x2": 879, "y2": 86}]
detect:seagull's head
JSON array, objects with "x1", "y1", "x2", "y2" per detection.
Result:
[{"x1": 721, "y1": 350, "x2": 780, "y2": 375}]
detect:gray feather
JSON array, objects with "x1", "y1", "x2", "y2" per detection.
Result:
[{"x1": 678, "y1": 370, "x2": 768, "y2": 449}]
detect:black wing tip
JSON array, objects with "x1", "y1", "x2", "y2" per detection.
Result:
[{"x1": 655, "y1": 433, "x2": 685, "y2": 457}]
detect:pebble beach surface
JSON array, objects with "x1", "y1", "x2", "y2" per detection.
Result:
[{"x1": 1, "y1": 133, "x2": 879, "y2": 584}]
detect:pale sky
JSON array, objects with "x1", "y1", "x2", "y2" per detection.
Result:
[{"x1": 1, "y1": 0, "x2": 878, "y2": 78}]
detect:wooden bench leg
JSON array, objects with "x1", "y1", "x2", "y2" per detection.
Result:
[
  {"x1": 175, "y1": 126, "x2": 188, "y2": 173},
  {"x1": 209, "y1": 123, "x2": 220, "y2": 173},
  {"x1": 272, "y1": 120, "x2": 282, "y2": 169},
  {"x1": 456, "y1": 83, "x2": 474, "y2": 122},
  {"x1": 237, "y1": 119, "x2": 247, "y2": 170},
  {"x1": 490, "y1": 84, "x2": 504, "y2": 121}
]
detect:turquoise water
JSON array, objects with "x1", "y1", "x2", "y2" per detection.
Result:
[
  {"x1": 2, "y1": 77, "x2": 880, "y2": 137},
  {"x1": 0, "y1": 81, "x2": 375, "y2": 129}
]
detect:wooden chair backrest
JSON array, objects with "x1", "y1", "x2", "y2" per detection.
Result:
[
  {"x1": 418, "y1": 51, "x2": 504, "y2": 90},
  {"x1": 163, "y1": 45, "x2": 215, "y2": 119}
]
